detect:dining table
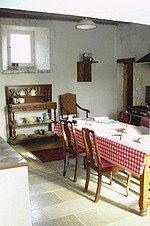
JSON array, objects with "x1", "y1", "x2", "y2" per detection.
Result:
[{"x1": 54, "y1": 117, "x2": 150, "y2": 216}]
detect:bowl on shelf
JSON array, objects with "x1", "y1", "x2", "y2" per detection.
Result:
[
  {"x1": 45, "y1": 130, "x2": 54, "y2": 136},
  {"x1": 16, "y1": 118, "x2": 24, "y2": 124},
  {"x1": 18, "y1": 98, "x2": 25, "y2": 104},
  {"x1": 25, "y1": 116, "x2": 37, "y2": 124},
  {"x1": 16, "y1": 134, "x2": 26, "y2": 140}
]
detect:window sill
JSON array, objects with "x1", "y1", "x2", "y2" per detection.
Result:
[{"x1": 3, "y1": 69, "x2": 50, "y2": 74}]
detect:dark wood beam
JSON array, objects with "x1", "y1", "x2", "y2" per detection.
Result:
[
  {"x1": 117, "y1": 58, "x2": 135, "y2": 64},
  {"x1": 0, "y1": 8, "x2": 128, "y2": 26}
]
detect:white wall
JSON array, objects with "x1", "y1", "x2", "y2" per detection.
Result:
[
  {"x1": 0, "y1": 18, "x2": 149, "y2": 140},
  {"x1": 0, "y1": 18, "x2": 118, "y2": 140},
  {"x1": 116, "y1": 23, "x2": 150, "y2": 108}
]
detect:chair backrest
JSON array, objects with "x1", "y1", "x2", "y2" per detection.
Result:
[
  {"x1": 82, "y1": 128, "x2": 101, "y2": 170},
  {"x1": 119, "y1": 111, "x2": 132, "y2": 124},
  {"x1": 59, "y1": 93, "x2": 77, "y2": 118},
  {"x1": 60, "y1": 120, "x2": 77, "y2": 155},
  {"x1": 140, "y1": 117, "x2": 150, "y2": 128}
]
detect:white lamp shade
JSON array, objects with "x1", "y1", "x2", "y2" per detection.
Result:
[{"x1": 75, "y1": 18, "x2": 97, "y2": 30}]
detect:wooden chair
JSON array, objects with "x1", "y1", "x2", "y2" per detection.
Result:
[
  {"x1": 59, "y1": 93, "x2": 90, "y2": 119},
  {"x1": 82, "y1": 128, "x2": 131, "y2": 202},
  {"x1": 119, "y1": 111, "x2": 132, "y2": 124},
  {"x1": 60, "y1": 119, "x2": 86, "y2": 182},
  {"x1": 140, "y1": 116, "x2": 150, "y2": 128}
]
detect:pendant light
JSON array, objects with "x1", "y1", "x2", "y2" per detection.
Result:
[{"x1": 75, "y1": 17, "x2": 97, "y2": 30}]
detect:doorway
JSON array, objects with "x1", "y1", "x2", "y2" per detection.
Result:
[{"x1": 117, "y1": 58, "x2": 135, "y2": 110}]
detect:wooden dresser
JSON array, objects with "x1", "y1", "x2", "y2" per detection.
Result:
[{"x1": 5, "y1": 84, "x2": 57, "y2": 144}]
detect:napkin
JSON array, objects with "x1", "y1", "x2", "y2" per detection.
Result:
[{"x1": 93, "y1": 116, "x2": 109, "y2": 122}]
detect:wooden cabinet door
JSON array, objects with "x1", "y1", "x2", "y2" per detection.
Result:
[{"x1": 77, "y1": 61, "x2": 91, "y2": 82}]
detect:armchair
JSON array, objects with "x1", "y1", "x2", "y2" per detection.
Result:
[{"x1": 59, "y1": 93, "x2": 90, "y2": 119}]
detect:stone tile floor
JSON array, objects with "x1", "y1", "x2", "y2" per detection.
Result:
[{"x1": 13, "y1": 140, "x2": 150, "y2": 226}]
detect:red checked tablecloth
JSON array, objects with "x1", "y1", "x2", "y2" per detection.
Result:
[
  {"x1": 96, "y1": 136, "x2": 147, "y2": 176},
  {"x1": 54, "y1": 122, "x2": 149, "y2": 176},
  {"x1": 54, "y1": 122, "x2": 62, "y2": 136}
]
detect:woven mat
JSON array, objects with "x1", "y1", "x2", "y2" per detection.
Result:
[{"x1": 31, "y1": 147, "x2": 64, "y2": 162}]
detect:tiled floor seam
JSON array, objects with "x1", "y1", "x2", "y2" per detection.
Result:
[
  {"x1": 74, "y1": 213, "x2": 87, "y2": 226},
  {"x1": 53, "y1": 191, "x2": 65, "y2": 202},
  {"x1": 103, "y1": 215, "x2": 135, "y2": 226},
  {"x1": 40, "y1": 201, "x2": 97, "y2": 221}
]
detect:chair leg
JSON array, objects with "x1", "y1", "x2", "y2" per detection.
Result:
[
  {"x1": 74, "y1": 155, "x2": 79, "y2": 182},
  {"x1": 67, "y1": 156, "x2": 70, "y2": 165},
  {"x1": 126, "y1": 172, "x2": 131, "y2": 196},
  {"x1": 95, "y1": 172, "x2": 102, "y2": 203},
  {"x1": 84, "y1": 165, "x2": 90, "y2": 193},
  {"x1": 63, "y1": 152, "x2": 69, "y2": 176},
  {"x1": 109, "y1": 171, "x2": 113, "y2": 185},
  {"x1": 83, "y1": 156, "x2": 86, "y2": 169}
]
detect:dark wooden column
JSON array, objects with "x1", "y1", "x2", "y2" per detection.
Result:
[{"x1": 117, "y1": 58, "x2": 135, "y2": 108}]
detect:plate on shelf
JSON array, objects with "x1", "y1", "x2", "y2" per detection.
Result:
[
  {"x1": 25, "y1": 116, "x2": 37, "y2": 124},
  {"x1": 16, "y1": 134, "x2": 26, "y2": 140},
  {"x1": 28, "y1": 134, "x2": 41, "y2": 138},
  {"x1": 45, "y1": 131, "x2": 54, "y2": 136},
  {"x1": 44, "y1": 119, "x2": 52, "y2": 123},
  {"x1": 16, "y1": 118, "x2": 25, "y2": 124}
]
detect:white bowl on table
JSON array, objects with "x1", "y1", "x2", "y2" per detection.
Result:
[{"x1": 138, "y1": 135, "x2": 150, "y2": 147}]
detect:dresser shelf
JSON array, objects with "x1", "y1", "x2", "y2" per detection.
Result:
[
  {"x1": 5, "y1": 84, "x2": 57, "y2": 144},
  {"x1": 8, "y1": 133, "x2": 58, "y2": 145}
]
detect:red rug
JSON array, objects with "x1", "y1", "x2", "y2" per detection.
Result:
[{"x1": 31, "y1": 147, "x2": 64, "y2": 162}]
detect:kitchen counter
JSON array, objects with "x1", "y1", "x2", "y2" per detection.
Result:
[
  {"x1": 0, "y1": 136, "x2": 27, "y2": 170},
  {"x1": 0, "y1": 136, "x2": 32, "y2": 226}
]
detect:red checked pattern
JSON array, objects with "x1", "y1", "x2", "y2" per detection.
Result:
[
  {"x1": 74, "y1": 129, "x2": 84, "y2": 148},
  {"x1": 54, "y1": 122, "x2": 62, "y2": 135},
  {"x1": 54, "y1": 122, "x2": 147, "y2": 175},
  {"x1": 96, "y1": 136, "x2": 146, "y2": 175}
]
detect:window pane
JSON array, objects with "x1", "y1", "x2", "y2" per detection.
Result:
[{"x1": 11, "y1": 34, "x2": 31, "y2": 63}]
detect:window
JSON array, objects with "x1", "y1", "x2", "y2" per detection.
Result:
[
  {"x1": 10, "y1": 33, "x2": 31, "y2": 64},
  {"x1": 8, "y1": 30, "x2": 34, "y2": 68},
  {"x1": 1, "y1": 25, "x2": 50, "y2": 73}
]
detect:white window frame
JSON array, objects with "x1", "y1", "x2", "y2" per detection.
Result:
[
  {"x1": 7, "y1": 29, "x2": 35, "y2": 69},
  {"x1": 1, "y1": 24, "x2": 51, "y2": 73}
]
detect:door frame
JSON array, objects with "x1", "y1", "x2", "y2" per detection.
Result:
[{"x1": 117, "y1": 58, "x2": 135, "y2": 110}]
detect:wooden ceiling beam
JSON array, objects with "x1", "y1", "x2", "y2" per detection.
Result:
[{"x1": 0, "y1": 8, "x2": 128, "y2": 26}]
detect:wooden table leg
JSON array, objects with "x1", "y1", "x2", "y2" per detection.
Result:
[{"x1": 139, "y1": 156, "x2": 150, "y2": 216}]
